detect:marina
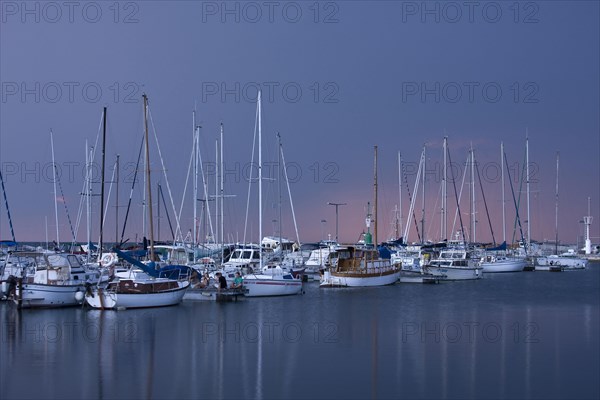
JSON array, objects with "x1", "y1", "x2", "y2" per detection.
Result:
[
  {"x1": 1, "y1": 264, "x2": 598, "y2": 399},
  {"x1": 1, "y1": 2, "x2": 599, "y2": 399}
]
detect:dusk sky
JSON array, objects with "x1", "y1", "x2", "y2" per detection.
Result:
[{"x1": 1, "y1": 1, "x2": 598, "y2": 246}]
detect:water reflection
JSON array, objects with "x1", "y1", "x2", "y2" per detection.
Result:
[{"x1": 1, "y1": 266, "x2": 599, "y2": 399}]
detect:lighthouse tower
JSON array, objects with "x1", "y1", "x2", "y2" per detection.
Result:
[{"x1": 583, "y1": 197, "x2": 593, "y2": 255}]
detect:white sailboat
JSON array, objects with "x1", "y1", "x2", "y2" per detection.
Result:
[
  {"x1": 480, "y1": 142, "x2": 526, "y2": 273},
  {"x1": 242, "y1": 91, "x2": 303, "y2": 297},
  {"x1": 479, "y1": 253, "x2": 527, "y2": 273},
  {"x1": 85, "y1": 100, "x2": 190, "y2": 309},
  {"x1": 534, "y1": 152, "x2": 588, "y2": 271}
]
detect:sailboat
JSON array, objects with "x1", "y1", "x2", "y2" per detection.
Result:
[
  {"x1": 242, "y1": 91, "x2": 303, "y2": 297},
  {"x1": 85, "y1": 100, "x2": 190, "y2": 310},
  {"x1": 534, "y1": 153, "x2": 588, "y2": 271},
  {"x1": 0, "y1": 133, "x2": 99, "y2": 308},
  {"x1": 320, "y1": 146, "x2": 401, "y2": 287},
  {"x1": 479, "y1": 142, "x2": 526, "y2": 273}
]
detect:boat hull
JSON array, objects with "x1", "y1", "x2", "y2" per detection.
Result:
[
  {"x1": 481, "y1": 259, "x2": 527, "y2": 273},
  {"x1": 243, "y1": 274, "x2": 303, "y2": 297},
  {"x1": 85, "y1": 281, "x2": 189, "y2": 309},
  {"x1": 398, "y1": 270, "x2": 443, "y2": 283},
  {"x1": 320, "y1": 269, "x2": 400, "y2": 287},
  {"x1": 426, "y1": 266, "x2": 482, "y2": 280},
  {"x1": 16, "y1": 283, "x2": 85, "y2": 308},
  {"x1": 535, "y1": 256, "x2": 588, "y2": 270}
]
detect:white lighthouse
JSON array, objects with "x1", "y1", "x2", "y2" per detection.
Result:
[{"x1": 583, "y1": 197, "x2": 593, "y2": 255}]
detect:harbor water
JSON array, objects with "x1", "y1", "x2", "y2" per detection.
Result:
[{"x1": 1, "y1": 264, "x2": 599, "y2": 399}]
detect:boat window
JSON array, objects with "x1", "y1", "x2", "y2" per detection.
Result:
[
  {"x1": 242, "y1": 251, "x2": 252, "y2": 259},
  {"x1": 252, "y1": 252, "x2": 260, "y2": 259},
  {"x1": 67, "y1": 254, "x2": 82, "y2": 267},
  {"x1": 232, "y1": 251, "x2": 242, "y2": 259}
]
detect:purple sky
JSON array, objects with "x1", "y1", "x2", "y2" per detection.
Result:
[{"x1": 1, "y1": 1, "x2": 599, "y2": 246}]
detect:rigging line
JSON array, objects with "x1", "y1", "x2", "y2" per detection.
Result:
[
  {"x1": 74, "y1": 111, "x2": 104, "y2": 242},
  {"x1": 159, "y1": 183, "x2": 175, "y2": 241},
  {"x1": 178, "y1": 130, "x2": 195, "y2": 230},
  {"x1": 120, "y1": 135, "x2": 144, "y2": 245},
  {"x1": 451, "y1": 153, "x2": 469, "y2": 238},
  {"x1": 504, "y1": 152, "x2": 527, "y2": 252},
  {"x1": 54, "y1": 163, "x2": 76, "y2": 243},
  {"x1": 243, "y1": 100, "x2": 259, "y2": 245},
  {"x1": 100, "y1": 158, "x2": 118, "y2": 232},
  {"x1": 446, "y1": 142, "x2": 467, "y2": 245},
  {"x1": 148, "y1": 105, "x2": 183, "y2": 241},
  {"x1": 279, "y1": 135, "x2": 301, "y2": 245},
  {"x1": 0, "y1": 170, "x2": 16, "y2": 242},
  {"x1": 197, "y1": 130, "x2": 215, "y2": 243},
  {"x1": 402, "y1": 154, "x2": 421, "y2": 243},
  {"x1": 512, "y1": 150, "x2": 528, "y2": 245},
  {"x1": 426, "y1": 180, "x2": 442, "y2": 241},
  {"x1": 475, "y1": 156, "x2": 496, "y2": 245}
]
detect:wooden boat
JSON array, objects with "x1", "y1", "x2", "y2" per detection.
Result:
[
  {"x1": 320, "y1": 246, "x2": 401, "y2": 287},
  {"x1": 320, "y1": 146, "x2": 400, "y2": 288}
]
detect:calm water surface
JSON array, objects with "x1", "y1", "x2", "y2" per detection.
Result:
[{"x1": 1, "y1": 264, "x2": 599, "y2": 399}]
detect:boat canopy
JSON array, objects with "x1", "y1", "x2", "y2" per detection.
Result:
[{"x1": 487, "y1": 241, "x2": 507, "y2": 251}]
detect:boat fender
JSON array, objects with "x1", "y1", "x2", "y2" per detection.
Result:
[
  {"x1": 549, "y1": 261, "x2": 553, "y2": 266},
  {"x1": 74, "y1": 290, "x2": 84, "y2": 302}
]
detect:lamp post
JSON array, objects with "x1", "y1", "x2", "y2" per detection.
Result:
[{"x1": 327, "y1": 202, "x2": 346, "y2": 242}]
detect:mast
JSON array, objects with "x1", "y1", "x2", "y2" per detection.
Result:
[
  {"x1": 554, "y1": 152, "x2": 559, "y2": 255},
  {"x1": 442, "y1": 137, "x2": 447, "y2": 241},
  {"x1": 278, "y1": 132, "x2": 283, "y2": 248},
  {"x1": 85, "y1": 141, "x2": 90, "y2": 257},
  {"x1": 471, "y1": 144, "x2": 476, "y2": 243},
  {"x1": 421, "y1": 144, "x2": 426, "y2": 243},
  {"x1": 398, "y1": 152, "x2": 403, "y2": 240},
  {"x1": 115, "y1": 154, "x2": 120, "y2": 244},
  {"x1": 215, "y1": 138, "x2": 219, "y2": 257},
  {"x1": 157, "y1": 183, "x2": 161, "y2": 242},
  {"x1": 501, "y1": 141, "x2": 506, "y2": 243},
  {"x1": 374, "y1": 145, "x2": 378, "y2": 247},
  {"x1": 45, "y1": 216, "x2": 48, "y2": 250},
  {"x1": 193, "y1": 110, "x2": 198, "y2": 246},
  {"x1": 50, "y1": 129, "x2": 60, "y2": 247},
  {"x1": 258, "y1": 90, "x2": 263, "y2": 270},
  {"x1": 220, "y1": 123, "x2": 224, "y2": 259},
  {"x1": 99, "y1": 107, "x2": 107, "y2": 259},
  {"x1": 143, "y1": 94, "x2": 155, "y2": 262},
  {"x1": 526, "y1": 132, "x2": 531, "y2": 251}
]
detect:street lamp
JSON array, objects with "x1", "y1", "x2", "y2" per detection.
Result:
[{"x1": 327, "y1": 202, "x2": 346, "y2": 242}]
